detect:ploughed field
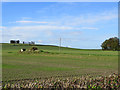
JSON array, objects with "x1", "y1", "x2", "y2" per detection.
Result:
[{"x1": 2, "y1": 43, "x2": 118, "y2": 81}]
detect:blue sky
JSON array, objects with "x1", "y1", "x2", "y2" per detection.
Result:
[{"x1": 1, "y1": 2, "x2": 118, "y2": 49}]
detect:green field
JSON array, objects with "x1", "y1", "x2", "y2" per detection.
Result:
[{"x1": 2, "y1": 43, "x2": 118, "y2": 81}]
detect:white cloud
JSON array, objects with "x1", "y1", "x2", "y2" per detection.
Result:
[
  {"x1": 81, "y1": 27, "x2": 98, "y2": 30},
  {"x1": 58, "y1": 9, "x2": 117, "y2": 26},
  {"x1": 9, "y1": 25, "x2": 80, "y2": 31},
  {"x1": 38, "y1": 40, "x2": 42, "y2": 43},
  {"x1": 68, "y1": 31, "x2": 82, "y2": 35},
  {"x1": 21, "y1": 17, "x2": 32, "y2": 20},
  {"x1": 2, "y1": 25, "x2": 98, "y2": 43},
  {"x1": 16, "y1": 20, "x2": 48, "y2": 24},
  {"x1": 3, "y1": 9, "x2": 117, "y2": 44},
  {"x1": 1, "y1": 25, "x2": 73, "y2": 43},
  {"x1": 0, "y1": 26, "x2": 6, "y2": 30}
]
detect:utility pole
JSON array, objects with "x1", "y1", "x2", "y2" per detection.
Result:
[{"x1": 59, "y1": 37, "x2": 61, "y2": 53}]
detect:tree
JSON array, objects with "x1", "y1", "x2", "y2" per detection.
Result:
[
  {"x1": 101, "y1": 37, "x2": 119, "y2": 51},
  {"x1": 10, "y1": 40, "x2": 15, "y2": 44},
  {"x1": 16, "y1": 40, "x2": 20, "y2": 44}
]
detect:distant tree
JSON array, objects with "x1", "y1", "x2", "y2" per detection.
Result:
[
  {"x1": 10, "y1": 40, "x2": 20, "y2": 46},
  {"x1": 10, "y1": 40, "x2": 15, "y2": 44},
  {"x1": 16, "y1": 40, "x2": 20, "y2": 44},
  {"x1": 101, "y1": 37, "x2": 119, "y2": 51}
]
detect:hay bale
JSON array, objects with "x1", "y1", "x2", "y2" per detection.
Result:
[
  {"x1": 34, "y1": 50, "x2": 40, "y2": 53},
  {"x1": 30, "y1": 47, "x2": 38, "y2": 51}
]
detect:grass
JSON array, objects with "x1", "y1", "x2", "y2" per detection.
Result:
[{"x1": 2, "y1": 43, "x2": 118, "y2": 81}]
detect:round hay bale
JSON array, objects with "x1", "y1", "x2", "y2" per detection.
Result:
[{"x1": 30, "y1": 47, "x2": 38, "y2": 51}]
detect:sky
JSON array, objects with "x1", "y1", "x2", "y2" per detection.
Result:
[
  {"x1": 1, "y1": 2, "x2": 118, "y2": 49},
  {"x1": 1, "y1": 0, "x2": 119, "y2": 2}
]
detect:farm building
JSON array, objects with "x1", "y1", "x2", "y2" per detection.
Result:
[{"x1": 23, "y1": 41, "x2": 35, "y2": 45}]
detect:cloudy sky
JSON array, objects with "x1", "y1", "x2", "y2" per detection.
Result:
[{"x1": 1, "y1": 2, "x2": 118, "y2": 49}]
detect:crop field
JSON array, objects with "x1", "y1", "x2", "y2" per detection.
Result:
[{"x1": 2, "y1": 43, "x2": 118, "y2": 82}]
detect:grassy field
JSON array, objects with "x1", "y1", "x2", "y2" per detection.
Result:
[{"x1": 2, "y1": 43, "x2": 118, "y2": 81}]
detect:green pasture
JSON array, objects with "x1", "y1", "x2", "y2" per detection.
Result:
[{"x1": 2, "y1": 43, "x2": 118, "y2": 81}]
